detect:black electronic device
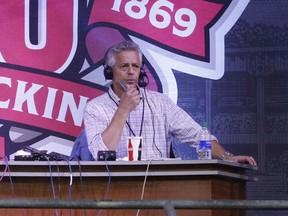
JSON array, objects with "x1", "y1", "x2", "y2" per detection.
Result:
[
  {"x1": 47, "y1": 152, "x2": 70, "y2": 161},
  {"x1": 24, "y1": 146, "x2": 47, "y2": 156},
  {"x1": 97, "y1": 150, "x2": 116, "y2": 161},
  {"x1": 14, "y1": 154, "x2": 47, "y2": 161},
  {"x1": 14, "y1": 146, "x2": 69, "y2": 161}
]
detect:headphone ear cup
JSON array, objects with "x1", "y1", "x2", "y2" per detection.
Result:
[
  {"x1": 104, "y1": 66, "x2": 113, "y2": 80},
  {"x1": 138, "y1": 68, "x2": 148, "y2": 88},
  {"x1": 139, "y1": 68, "x2": 145, "y2": 80}
]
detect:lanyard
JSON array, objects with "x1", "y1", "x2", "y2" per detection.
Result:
[{"x1": 107, "y1": 90, "x2": 145, "y2": 137}]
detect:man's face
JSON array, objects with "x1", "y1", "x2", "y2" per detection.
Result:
[{"x1": 113, "y1": 50, "x2": 141, "y2": 88}]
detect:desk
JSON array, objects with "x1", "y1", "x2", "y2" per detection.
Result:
[{"x1": 0, "y1": 159, "x2": 257, "y2": 216}]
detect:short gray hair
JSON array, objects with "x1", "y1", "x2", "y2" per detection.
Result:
[{"x1": 104, "y1": 40, "x2": 143, "y2": 68}]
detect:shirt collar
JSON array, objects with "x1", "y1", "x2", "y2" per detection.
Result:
[{"x1": 108, "y1": 85, "x2": 120, "y2": 103}]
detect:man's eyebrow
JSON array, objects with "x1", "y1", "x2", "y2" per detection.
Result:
[{"x1": 119, "y1": 63, "x2": 129, "y2": 66}]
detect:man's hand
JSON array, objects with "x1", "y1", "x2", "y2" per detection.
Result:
[
  {"x1": 226, "y1": 155, "x2": 257, "y2": 166},
  {"x1": 119, "y1": 85, "x2": 142, "y2": 113}
]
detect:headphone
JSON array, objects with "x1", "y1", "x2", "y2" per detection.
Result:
[{"x1": 103, "y1": 64, "x2": 149, "y2": 88}]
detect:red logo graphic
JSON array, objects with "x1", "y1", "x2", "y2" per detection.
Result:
[{"x1": 0, "y1": 0, "x2": 249, "y2": 157}]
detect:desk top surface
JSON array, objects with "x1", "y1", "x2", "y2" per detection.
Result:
[
  {"x1": 1, "y1": 158, "x2": 256, "y2": 168},
  {"x1": 0, "y1": 159, "x2": 258, "y2": 181}
]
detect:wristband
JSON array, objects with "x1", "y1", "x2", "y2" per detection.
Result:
[{"x1": 220, "y1": 151, "x2": 234, "y2": 160}]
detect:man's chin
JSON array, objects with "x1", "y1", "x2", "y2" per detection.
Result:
[{"x1": 126, "y1": 82, "x2": 137, "y2": 87}]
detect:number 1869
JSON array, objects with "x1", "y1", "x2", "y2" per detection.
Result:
[{"x1": 111, "y1": 0, "x2": 197, "y2": 38}]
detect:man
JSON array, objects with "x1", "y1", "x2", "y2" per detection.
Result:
[{"x1": 84, "y1": 40, "x2": 257, "y2": 166}]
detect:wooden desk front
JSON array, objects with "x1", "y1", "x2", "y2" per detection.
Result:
[{"x1": 0, "y1": 159, "x2": 257, "y2": 216}]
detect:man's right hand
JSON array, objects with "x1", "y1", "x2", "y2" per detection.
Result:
[{"x1": 119, "y1": 85, "x2": 142, "y2": 113}]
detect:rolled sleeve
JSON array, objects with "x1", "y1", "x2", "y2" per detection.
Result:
[
  {"x1": 87, "y1": 134, "x2": 109, "y2": 160},
  {"x1": 84, "y1": 95, "x2": 112, "y2": 160}
]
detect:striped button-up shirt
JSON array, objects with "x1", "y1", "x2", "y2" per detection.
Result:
[{"x1": 84, "y1": 86, "x2": 216, "y2": 160}]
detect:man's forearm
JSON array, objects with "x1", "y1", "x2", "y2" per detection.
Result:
[{"x1": 102, "y1": 108, "x2": 129, "y2": 150}]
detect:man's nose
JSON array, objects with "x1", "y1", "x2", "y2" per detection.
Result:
[{"x1": 127, "y1": 66, "x2": 135, "y2": 74}]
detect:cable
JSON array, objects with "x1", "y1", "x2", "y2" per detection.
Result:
[
  {"x1": 1, "y1": 156, "x2": 27, "y2": 216},
  {"x1": 140, "y1": 159, "x2": 151, "y2": 200},
  {"x1": 52, "y1": 157, "x2": 73, "y2": 216},
  {"x1": 62, "y1": 158, "x2": 73, "y2": 216},
  {"x1": 2, "y1": 156, "x2": 16, "y2": 198},
  {"x1": 103, "y1": 156, "x2": 111, "y2": 200},
  {"x1": 62, "y1": 158, "x2": 73, "y2": 199},
  {"x1": 136, "y1": 159, "x2": 152, "y2": 216},
  {"x1": 46, "y1": 158, "x2": 59, "y2": 216},
  {"x1": 77, "y1": 158, "x2": 87, "y2": 216},
  {"x1": 53, "y1": 157, "x2": 73, "y2": 216},
  {"x1": 55, "y1": 160, "x2": 64, "y2": 216},
  {"x1": 0, "y1": 156, "x2": 8, "y2": 181},
  {"x1": 76, "y1": 158, "x2": 85, "y2": 199},
  {"x1": 97, "y1": 155, "x2": 112, "y2": 216},
  {"x1": 144, "y1": 89, "x2": 162, "y2": 157}
]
